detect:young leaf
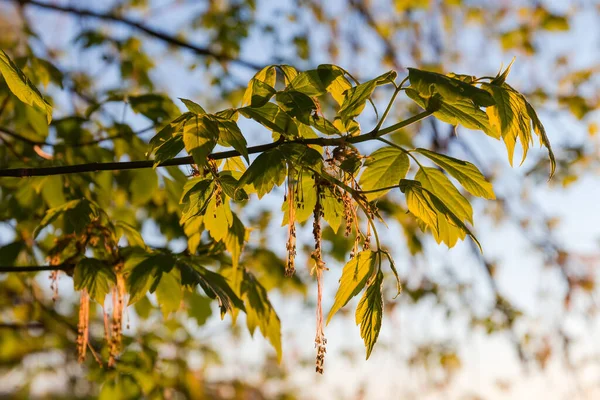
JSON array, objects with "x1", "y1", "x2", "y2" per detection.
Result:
[
  {"x1": 224, "y1": 213, "x2": 247, "y2": 268},
  {"x1": 241, "y1": 270, "x2": 282, "y2": 362},
  {"x1": 327, "y1": 250, "x2": 377, "y2": 325},
  {"x1": 286, "y1": 65, "x2": 351, "y2": 105},
  {"x1": 155, "y1": 267, "x2": 182, "y2": 317},
  {"x1": 400, "y1": 180, "x2": 482, "y2": 251},
  {"x1": 414, "y1": 148, "x2": 495, "y2": 199},
  {"x1": 179, "y1": 98, "x2": 207, "y2": 115},
  {"x1": 182, "y1": 115, "x2": 220, "y2": 166},
  {"x1": 281, "y1": 172, "x2": 317, "y2": 224},
  {"x1": 415, "y1": 167, "x2": 473, "y2": 224},
  {"x1": 212, "y1": 116, "x2": 249, "y2": 162},
  {"x1": 129, "y1": 94, "x2": 180, "y2": 122},
  {"x1": 204, "y1": 195, "x2": 233, "y2": 241},
  {"x1": 359, "y1": 147, "x2": 410, "y2": 200},
  {"x1": 237, "y1": 148, "x2": 287, "y2": 198},
  {"x1": 277, "y1": 64, "x2": 299, "y2": 85},
  {"x1": 180, "y1": 178, "x2": 215, "y2": 224},
  {"x1": 115, "y1": 221, "x2": 146, "y2": 248},
  {"x1": 355, "y1": 270, "x2": 384, "y2": 359},
  {"x1": 74, "y1": 258, "x2": 116, "y2": 304},
  {"x1": 338, "y1": 71, "x2": 397, "y2": 124},
  {"x1": 408, "y1": 68, "x2": 495, "y2": 107},
  {"x1": 219, "y1": 174, "x2": 248, "y2": 202},
  {"x1": 242, "y1": 66, "x2": 277, "y2": 107},
  {"x1": 405, "y1": 88, "x2": 498, "y2": 139},
  {"x1": 178, "y1": 260, "x2": 245, "y2": 317},
  {"x1": 0, "y1": 50, "x2": 53, "y2": 123},
  {"x1": 126, "y1": 253, "x2": 174, "y2": 305},
  {"x1": 152, "y1": 135, "x2": 185, "y2": 166},
  {"x1": 275, "y1": 90, "x2": 316, "y2": 124},
  {"x1": 239, "y1": 103, "x2": 299, "y2": 138}
]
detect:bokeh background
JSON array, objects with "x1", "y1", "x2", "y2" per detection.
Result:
[{"x1": 1, "y1": 0, "x2": 600, "y2": 399}]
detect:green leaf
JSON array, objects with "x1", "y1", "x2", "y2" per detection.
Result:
[
  {"x1": 310, "y1": 114, "x2": 341, "y2": 135},
  {"x1": 178, "y1": 260, "x2": 245, "y2": 317},
  {"x1": 224, "y1": 213, "x2": 247, "y2": 268},
  {"x1": 525, "y1": 101, "x2": 556, "y2": 178},
  {"x1": 180, "y1": 178, "x2": 215, "y2": 224},
  {"x1": 241, "y1": 270, "x2": 282, "y2": 362},
  {"x1": 126, "y1": 253, "x2": 175, "y2": 305},
  {"x1": 359, "y1": 147, "x2": 410, "y2": 200},
  {"x1": 129, "y1": 168, "x2": 158, "y2": 205},
  {"x1": 400, "y1": 179, "x2": 481, "y2": 250},
  {"x1": 281, "y1": 172, "x2": 317, "y2": 224},
  {"x1": 321, "y1": 187, "x2": 344, "y2": 234},
  {"x1": 41, "y1": 175, "x2": 66, "y2": 208},
  {"x1": 129, "y1": 94, "x2": 180, "y2": 122},
  {"x1": 327, "y1": 250, "x2": 377, "y2": 325},
  {"x1": 179, "y1": 98, "x2": 206, "y2": 114},
  {"x1": 182, "y1": 115, "x2": 220, "y2": 166},
  {"x1": 74, "y1": 258, "x2": 116, "y2": 304},
  {"x1": 338, "y1": 71, "x2": 397, "y2": 124},
  {"x1": 153, "y1": 135, "x2": 184, "y2": 165},
  {"x1": 204, "y1": 195, "x2": 233, "y2": 241},
  {"x1": 212, "y1": 116, "x2": 249, "y2": 162},
  {"x1": 218, "y1": 174, "x2": 248, "y2": 202},
  {"x1": 286, "y1": 65, "x2": 351, "y2": 105},
  {"x1": 277, "y1": 64, "x2": 299, "y2": 84},
  {"x1": 0, "y1": 50, "x2": 52, "y2": 123},
  {"x1": 115, "y1": 221, "x2": 146, "y2": 248},
  {"x1": 239, "y1": 103, "x2": 299, "y2": 138},
  {"x1": 408, "y1": 68, "x2": 495, "y2": 107},
  {"x1": 275, "y1": 90, "x2": 316, "y2": 124},
  {"x1": 35, "y1": 199, "x2": 101, "y2": 238},
  {"x1": 242, "y1": 66, "x2": 277, "y2": 107},
  {"x1": 405, "y1": 88, "x2": 498, "y2": 139},
  {"x1": 414, "y1": 148, "x2": 495, "y2": 199},
  {"x1": 155, "y1": 267, "x2": 182, "y2": 317},
  {"x1": 237, "y1": 148, "x2": 287, "y2": 198},
  {"x1": 415, "y1": 167, "x2": 473, "y2": 224},
  {"x1": 185, "y1": 292, "x2": 213, "y2": 326},
  {"x1": 355, "y1": 270, "x2": 384, "y2": 359}
]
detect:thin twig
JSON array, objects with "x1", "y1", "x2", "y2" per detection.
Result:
[{"x1": 8, "y1": 0, "x2": 261, "y2": 70}]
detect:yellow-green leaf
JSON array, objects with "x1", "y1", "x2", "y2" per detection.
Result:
[
  {"x1": 355, "y1": 270, "x2": 384, "y2": 359},
  {"x1": 359, "y1": 147, "x2": 410, "y2": 200},
  {"x1": 0, "y1": 50, "x2": 52, "y2": 123},
  {"x1": 415, "y1": 167, "x2": 473, "y2": 224},
  {"x1": 415, "y1": 148, "x2": 495, "y2": 199},
  {"x1": 327, "y1": 250, "x2": 377, "y2": 325}
]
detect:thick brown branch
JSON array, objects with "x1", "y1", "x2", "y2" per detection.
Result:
[
  {"x1": 0, "y1": 110, "x2": 433, "y2": 178},
  {"x1": 8, "y1": 0, "x2": 261, "y2": 70}
]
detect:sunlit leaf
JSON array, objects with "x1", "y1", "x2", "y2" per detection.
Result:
[
  {"x1": 359, "y1": 147, "x2": 410, "y2": 200},
  {"x1": 355, "y1": 270, "x2": 383, "y2": 359},
  {"x1": 0, "y1": 49, "x2": 52, "y2": 123},
  {"x1": 327, "y1": 250, "x2": 377, "y2": 325}
]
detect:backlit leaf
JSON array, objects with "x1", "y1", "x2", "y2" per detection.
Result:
[
  {"x1": 355, "y1": 270, "x2": 383, "y2": 359},
  {"x1": 241, "y1": 270, "x2": 282, "y2": 362},
  {"x1": 359, "y1": 147, "x2": 410, "y2": 200},
  {"x1": 74, "y1": 258, "x2": 116, "y2": 304},
  {"x1": 415, "y1": 148, "x2": 495, "y2": 199},
  {"x1": 327, "y1": 250, "x2": 377, "y2": 325},
  {"x1": 0, "y1": 50, "x2": 52, "y2": 123},
  {"x1": 408, "y1": 68, "x2": 495, "y2": 107}
]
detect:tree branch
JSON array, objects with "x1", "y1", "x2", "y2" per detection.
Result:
[
  {"x1": 0, "y1": 110, "x2": 433, "y2": 178},
  {"x1": 8, "y1": 0, "x2": 262, "y2": 70},
  {"x1": 0, "y1": 264, "x2": 74, "y2": 273}
]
